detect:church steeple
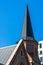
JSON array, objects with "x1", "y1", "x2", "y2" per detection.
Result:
[{"x1": 21, "y1": 5, "x2": 34, "y2": 40}]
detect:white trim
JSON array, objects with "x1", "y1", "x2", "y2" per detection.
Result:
[{"x1": 6, "y1": 39, "x2": 23, "y2": 65}]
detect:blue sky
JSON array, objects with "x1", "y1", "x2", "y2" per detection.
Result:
[{"x1": 0, "y1": 0, "x2": 43, "y2": 47}]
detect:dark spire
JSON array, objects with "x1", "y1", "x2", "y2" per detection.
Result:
[{"x1": 21, "y1": 5, "x2": 34, "y2": 40}]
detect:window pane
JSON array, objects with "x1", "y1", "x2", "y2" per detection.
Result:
[
  {"x1": 40, "y1": 57, "x2": 42, "y2": 62},
  {"x1": 40, "y1": 51, "x2": 42, "y2": 54},
  {"x1": 40, "y1": 44, "x2": 42, "y2": 48},
  {"x1": 42, "y1": 57, "x2": 43, "y2": 62}
]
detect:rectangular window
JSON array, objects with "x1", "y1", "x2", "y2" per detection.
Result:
[
  {"x1": 40, "y1": 51, "x2": 42, "y2": 54},
  {"x1": 40, "y1": 44, "x2": 42, "y2": 48},
  {"x1": 42, "y1": 57, "x2": 43, "y2": 62},
  {"x1": 40, "y1": 57, "x2": 42, "y2": 62}
]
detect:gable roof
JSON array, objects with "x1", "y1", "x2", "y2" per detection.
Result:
[
  {"x1": 0, "y1": 44, "x2": 17, "y2": 65},
  {"x1": 0, "y1": 39, "x2": 23, "y2": 65}
]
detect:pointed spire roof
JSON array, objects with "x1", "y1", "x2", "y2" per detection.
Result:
[{"x1": 21, "y1": 5, "x2": 34, "y2": 40}]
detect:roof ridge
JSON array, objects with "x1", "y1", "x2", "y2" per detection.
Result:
[
  {"x1": 0, "y1": 44, "x2": 17, "y2": 49},
  {"x1": 6, "y1": 39, "x2": 23, "y2": 65}
]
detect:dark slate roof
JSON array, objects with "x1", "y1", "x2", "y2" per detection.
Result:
[
  {"x1": 21, "y1": 5, "x2": 34, "y2": 40},
  {"x1": 0, "y1": 44, "x2": 17, "y2": 65}
]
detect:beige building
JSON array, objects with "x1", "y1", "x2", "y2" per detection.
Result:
[{"x1": 0, "y1": 5, "x2": 41, "y2": 65}]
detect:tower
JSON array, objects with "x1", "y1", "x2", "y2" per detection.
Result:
[
  {"x1": 21, "y1": 5, "x2": 41, "y2": 65},
  {"x1": 21, "y1": 5, "x2": 34, "y2": 40}
]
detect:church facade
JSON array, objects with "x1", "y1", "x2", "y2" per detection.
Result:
[{"x1": 0, "y1": 6, "x2": 41, "y2": 65}]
